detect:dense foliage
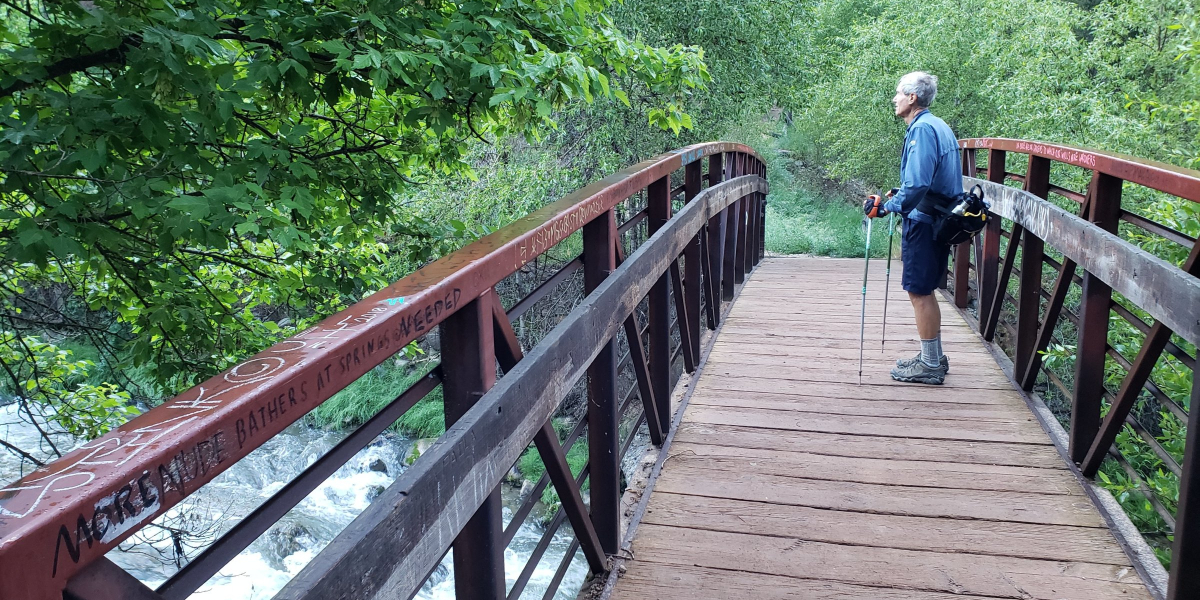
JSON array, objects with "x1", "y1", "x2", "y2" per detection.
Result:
[
  {"x1": 791, "y1": 0, "x2": 1198, "y2": 183},
  {"x1": 0, "y1": 0, "x2": 707, "y2": 463}
]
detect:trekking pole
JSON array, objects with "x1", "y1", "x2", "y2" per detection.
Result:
[
  {"x1": 881, "y1": 211, "x2": 896, "y2": 351},
  {"x1": 858, "y1": 216, "x2": 874, "y2": 385}
]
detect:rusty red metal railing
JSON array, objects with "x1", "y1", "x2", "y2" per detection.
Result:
[
  {"x1": 950, "y1": 138, "x2": 1200, "y2": 600},
  {"x1": 0, "y1": 142, "x2": 767, "y2": 600}
]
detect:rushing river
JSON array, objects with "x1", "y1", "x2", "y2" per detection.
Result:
[{"x1": 0, "y1": 404, "x2": 589, "y2": 599}]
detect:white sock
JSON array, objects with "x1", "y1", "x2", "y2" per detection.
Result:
[{"x1": 920, "y1": 336, "x2": 942, "y2": 368}]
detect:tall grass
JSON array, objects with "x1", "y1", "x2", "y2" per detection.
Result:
[
  {"x1": 307, "y1": 361, "x2": 445, "y2": 438},
  {"x1": 515, "y1": 418, "x2": 589, "y2": 509},
  {"x1": 765, "y1": 127, "x2": 895, "y2": 258}
]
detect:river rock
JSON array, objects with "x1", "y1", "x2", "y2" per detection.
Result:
[
  {"x1": 404, "y1": 438, "x2": 437, "y2": 466},
  {"x1": 368, "y1": 458, "x2": 388, "y2": 474},
  {"x1": 519, "y1": 478, "x2": 536, "y2": 499},
  {"x1": 266, "y1": 523, "x2": 314, "y2": 570},
  {"x1": 366, "y1": 485, "x2": 387, "y2": 502},
  {"x1": 504, "y1": 466, "x2": 522, "y2": 485}
]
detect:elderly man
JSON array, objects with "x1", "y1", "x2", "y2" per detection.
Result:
[{"x1": 863, "y1": 71, "x2": 962, "y2": 385}]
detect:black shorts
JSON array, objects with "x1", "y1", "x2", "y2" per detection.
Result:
[{"x1": 901, "y1": 217, "x2": 950, "y2": 296}]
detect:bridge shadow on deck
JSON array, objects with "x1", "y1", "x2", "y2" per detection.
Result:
[{"x1": 610, "y1": 257, "x2": 1151, "y2": 600}]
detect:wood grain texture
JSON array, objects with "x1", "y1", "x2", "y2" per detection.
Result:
[
  {"x1": 626, "y1": 524, "x2": 1147, "y2": 600},
  {"x1": 969, "y1": 177, "x2": 1200, "y2": 345},
  {"x1": 611, "y1": 257, "x2": 1151, "y2": 600},
  {"x1": 642, "y1": 493, "x2": 1133, "y2": 564},
  {"x1": 671, "y1": 422, "x2": 1067, "y2": 468}
]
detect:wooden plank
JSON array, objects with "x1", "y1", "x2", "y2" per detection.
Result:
[
  {"x1": 627, "y1": 525, "x2": 1148, "y2": 600},
  {"x1": 642, "y1": 493, "x2": 1133, "y2": 565},
  {"x1": 653, "y1": 465, "x2": 1105, "y2": 526},
  {"x1": 707, "y1": 343, "x2": 995, "y2": 359},
  {"x1": 686, "y1": 391, "x2": 1039, "y2": 422},
  {"x1": 612, "y1": 564, "x2": 998, "y2": 600},
  {"x1": 721, "y1": 312, "x2": 975, "y2": 326},
  {"x1": 699, "y1": 363, "x2": 1017, "y2": 389},
  {"x1": 716, "y1": 325, "x2": 984, "y2": 343},
  {"x1": 722, "y1": 316, "x2": 976, "y2": 331},
  {"x1": 671, "y1": 422, "x2": 1067, "y2": 468},
  {"x1": 691, "y1": 378, "x2": 1020, "y2": 404},
  {"x1": 683, "y1": 404, "x2": 1050, "y2": 443},
  {"x1": 704, "y1": 352, "x2": 1007, "y2": 372},
  {"x1": 663, "y1": 442, "x2": 1081, "y2": 495}
]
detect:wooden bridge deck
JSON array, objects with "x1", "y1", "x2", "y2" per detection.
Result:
[{"x1": 611, "y1": 257, "x2": 1152, "y2": 600}]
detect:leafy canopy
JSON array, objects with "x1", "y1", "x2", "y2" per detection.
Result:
[{"x1": 0, "y1": 0, "x2": 709, "y2": 393}]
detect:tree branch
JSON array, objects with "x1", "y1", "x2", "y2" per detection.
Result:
[
  {"x1": 0, "y1": 435, "x2": 46, "y2": 468},
  {"x1": 1, "y1": 42, "x2": 130, "y2": 98}
]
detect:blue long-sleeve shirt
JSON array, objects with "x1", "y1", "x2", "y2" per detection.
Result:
[{"x1": 883, "y1": 109, "x2": 963, "y2": 223}]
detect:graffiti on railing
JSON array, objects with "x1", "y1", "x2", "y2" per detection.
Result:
[
  {"x1": 515, "y1": 199, "x2": 608, "y2": 270},
  {"x1": 1012, "y1": 141, "x2": 1099, "y2": 168}
]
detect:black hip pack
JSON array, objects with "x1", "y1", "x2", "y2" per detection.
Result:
[{"x1": 916, "y1": 185, "x2": 989, "y2": 246}]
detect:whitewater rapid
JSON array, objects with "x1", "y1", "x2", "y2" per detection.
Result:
[{"x1": 0, "y1": 405, "x2": 588, "y2": 599}]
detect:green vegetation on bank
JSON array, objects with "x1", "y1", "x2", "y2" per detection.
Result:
[
  {"x1": 763, "y1": 127, "x2": 893, "y2": 258},
  {"x1": 515, "y1": 418, "x2": 589, "y2": 510},
  {"x1": 0, "y1": 0, "x2": 710, "y2": 463},
  {"x1": 793, "y1": 0, "x2": 1198, "y2": 186}
]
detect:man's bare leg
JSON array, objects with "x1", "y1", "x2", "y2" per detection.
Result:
[
  {"x1": 907, "y1": 291, "x2": 946, "y2": 373},
  {"x1": 909, "y1": 292, "x2": 940, "y2": 339}
]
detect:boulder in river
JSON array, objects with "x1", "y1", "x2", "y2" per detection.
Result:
[
  {"x1": 265, "y1": 523, "x2": 315, "y2": 570},
  {"x1": 368, "y1": 458, "x2": 388, "y2": 474},
  {"x1": 404, "y1": 438, "x2": 437, "y2": 466},
  {"x1": 366, "y1": 485, "x2": 387, "y2": 502}
]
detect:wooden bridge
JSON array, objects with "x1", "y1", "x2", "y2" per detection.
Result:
[
  {"x1": 0, "y1": 140, "x2": 1197, "y2": 600},
  {"x1": 610, "y1": 257, "x2": 1151, "y2": 599}
]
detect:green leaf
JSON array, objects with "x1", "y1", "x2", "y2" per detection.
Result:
[{"x1": 167, "y1": 196, "x2": 213, "y2": 219}]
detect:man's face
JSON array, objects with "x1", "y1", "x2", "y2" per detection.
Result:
[{"x1": 892, "y1": 87, "x2": 916, "y2": 117}]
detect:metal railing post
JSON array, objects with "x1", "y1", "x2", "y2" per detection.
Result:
[
  {"x1": 647, "y1": 175, "x2": 673, "y2": 435},
  {"x1": 1070, "y1": 172, "x2": 1122, "y2": 463},
  {"x1": 734, "y1": 155, "x2": 749, "y2": 284},
  {"x1": 953, "y1": 239, "x2": 972, "y2": 308},
  {"x1": 979, "y1": 149, "x2": 1008, "y2": 341},
  {"x1": 758, "y1": 160, "x2": 767, "y2": 264},
  {"x1": 440, "y1": 289, "x2": 504, "y2": 600},
  {"x1": 721, "y1": 153, "x2": 740, "y2": 299},
  {"x1": 742, "y1": 158, "x2": 757, "y2": 276},
  {"x1": 582, "y1": 209, "x2": 621, "y2": 554},
  {"x1": 1168, "y1": 378, "x2": 1200, "y2": 599},
  {"x1": 706, "y1": 153, "x2": 726, "y2": 326},
  {"x1": 684, "y1": 160, "x2": 703, "y2": 361},
  {"x1": 1014, "y1": 156, "x2": 1050, "y2": 380}
]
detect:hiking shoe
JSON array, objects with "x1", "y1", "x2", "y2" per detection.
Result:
[
  {"x1": 890, "y1": 359, "x2": 948, "y2": 385},
  {"x1": 896, "y1": 352, "x2": 949, "y2": 373}
]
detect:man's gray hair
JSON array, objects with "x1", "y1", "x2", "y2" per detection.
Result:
[{"x1": 898, "y1": 71, "x2": 938, "y2": 108}]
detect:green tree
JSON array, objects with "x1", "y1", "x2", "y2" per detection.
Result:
[{"x1": 0, "y1": 0, "x2": 709, "y2": 460}]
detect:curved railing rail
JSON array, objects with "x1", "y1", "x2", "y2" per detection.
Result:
[
  {"x1": 0, "y1": 143, "x2": 768, "y2": 600},
  {"x1": 953, "y1": 138, "x2": 1199, "y2": 600}
]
